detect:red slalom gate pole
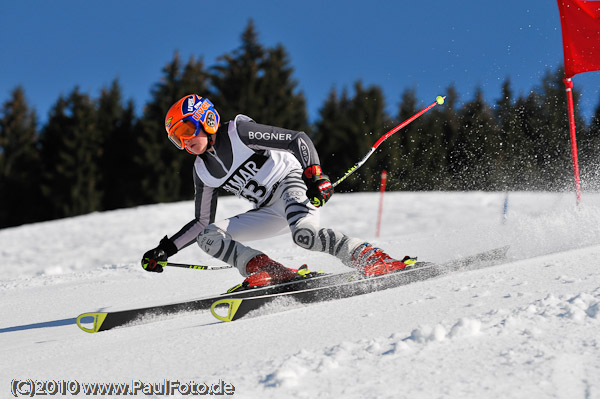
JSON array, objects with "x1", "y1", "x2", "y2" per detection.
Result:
[
  {"x1": 376, "y1": 170, "x2": 387, "y2": 237},
  {"x1": 563, "y1": 78, "x2": 582, "y2": 205}
]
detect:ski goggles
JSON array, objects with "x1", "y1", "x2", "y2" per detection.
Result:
[{"x1": 167, "y1": 119, "x2": 202, "y2": 150}]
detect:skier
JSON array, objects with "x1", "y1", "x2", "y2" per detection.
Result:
[{"x1": 141, "y1": 94, "x2": 415, "y2": 290}]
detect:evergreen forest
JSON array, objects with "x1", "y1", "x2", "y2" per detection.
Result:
[{"x1": 2, "y1": 21, "x2": 600, "y2": 228}]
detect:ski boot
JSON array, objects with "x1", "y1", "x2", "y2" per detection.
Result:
[
  {"x1": 227, "y1": 255, "x2": 314, "y2": 293},
  {"x1": 351, "y1": 243, "x2": 417, "y2": 277}
]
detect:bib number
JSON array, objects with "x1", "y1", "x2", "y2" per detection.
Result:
[{"x1": 240, "y1": 180, "x2": 267, "y2": 203}]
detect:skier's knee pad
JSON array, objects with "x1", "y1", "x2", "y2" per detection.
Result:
[
  {"x1": 196, "y1": 224, "x2": 229, "y2": 256},
  {"x1": 290, "y1": 219, "x2": 321, "y2": 251},
  {"x1": 291, "y1": 219, "x2": 362, "y2": 262},
  {"x1": 196, "y1": 224, "x2": 262, "y2": 276}
]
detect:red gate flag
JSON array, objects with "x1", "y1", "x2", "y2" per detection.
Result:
[{"x1": 557, "y1": 0, "x2": 600, "y2": 78}]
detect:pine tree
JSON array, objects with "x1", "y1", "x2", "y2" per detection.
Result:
[
  {"x1": 135, "y1": 54, "x2": 210, "y2": 204},
  {"x1": 258, "y1": 44, "x2": 308, "y2": 131},
  {"x1": 417, "y1": 95, "x2": 452, "y2": 190},
  {"x1": 211, "y1": 20, "x2": 265, "y2": 122},
  {"x1": 532, "y1": 68, "x2": 576, "y2": 190},
  {"x1": 454, "y1": 88, "x2": 502, "y2": 190},
  {"x1": 210, "y1": 20, "x2": 308, "y2": 131},
  {"x1": 389, "y1": 88, "x2": 426, "y2": 190},
  {"x1": 312, "y1": 88, "x2": 351, "y2": 183},
  {"x1": 495, "y1": 78, "x2": 521, "y2": 189},
  {"x1": 97, "y1": 80, "x2": 138, "y2": 210},
  {"x1": 438, "y1": 85, "x2": 461, "y2": 189},
  {"x1": 348, "y1": 82, "x2": 388, "y2": 191},
  {"x1": 39, "y1": 88, "x2": 103, "y2": 219},
  {"x1": 0, "y1": 87, "x2": 41, "y2": 227},
  {"x1": 512, "y1": 92, "x2": 545, "y2": 189},
  {"x1": 314, "y1": 82, "x2": 387, "y2": 192}
]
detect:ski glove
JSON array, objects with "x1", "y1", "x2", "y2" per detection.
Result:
[
  {"x1": 141, "y1": 236, "x2": 178, "y2": 273},
  {"x1": 302, "y1": 165, "x2": 334, "y2": 207}
]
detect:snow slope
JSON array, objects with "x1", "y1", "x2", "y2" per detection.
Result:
[{"x1": 1, "y1": 191, "x2": 599, "y2": 398}]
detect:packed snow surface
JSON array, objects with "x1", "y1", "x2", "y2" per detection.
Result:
[{"x1": 1, "y1": 191, "x2": 599, "y2": 398}]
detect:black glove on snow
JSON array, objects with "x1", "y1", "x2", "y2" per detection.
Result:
[
  {"x1": 141, "y1": 236, "x2": 178, "y2": 273},
  {"x1": 302, "y1": 165, "x2": 334, "y2": 207}
]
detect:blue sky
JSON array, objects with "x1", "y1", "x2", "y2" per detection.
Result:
[{"x1": 2, "y1": 0, "x2": 600, "y2": 126}]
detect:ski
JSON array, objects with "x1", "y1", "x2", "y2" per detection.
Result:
[
  {"x1": 75, "y1": 271, "x2": 338, "y2": 333},
  {"x1": 76, "y1": 246, "x2": 508, "y2": 332},
  {"x1": 210, "y1": 246, "x2": 510, "y2": 322},
  {"x1": 76, "y1": 266, "x2": 377, "y2": 333}
]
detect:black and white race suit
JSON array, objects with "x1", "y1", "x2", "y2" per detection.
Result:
[{"x1": 169, "y1": 115, "x2": 363, "y2": 276}]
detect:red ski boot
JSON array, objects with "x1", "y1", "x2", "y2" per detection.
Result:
[
  {"x1": 351, "y1": 243, "x2": 417, "y2": 277},
  {"x1": 237, "y1": 255, "x2": 304, "y2": 290}
]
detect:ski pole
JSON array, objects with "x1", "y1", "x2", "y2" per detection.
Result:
[
  {"x1": 333, "y1": 96, "x2": 445, "y2": 188},
  {"x1": 165, "y1": 261, "x2": 233, "y2": 270}
]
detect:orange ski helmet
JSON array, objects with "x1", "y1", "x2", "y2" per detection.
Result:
[{"x1": 164, "y1": 94, "x2": 220, "y2": 150}]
